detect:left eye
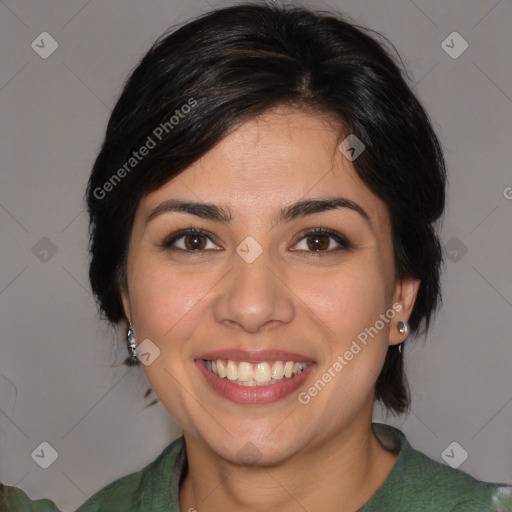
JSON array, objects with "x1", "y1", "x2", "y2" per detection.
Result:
[{"x1": 291, "y1": 228, "x2": 351, "y2": 255}]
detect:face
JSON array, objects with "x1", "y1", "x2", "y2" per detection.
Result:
[{"x1": 121, "y1": 106, "x2": 419, "y2": 465}]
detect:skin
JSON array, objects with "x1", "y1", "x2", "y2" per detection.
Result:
[{"x1": 121, "y1": 106, "x2": 420, "y2": 512}]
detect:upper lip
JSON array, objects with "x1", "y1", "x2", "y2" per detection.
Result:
[{"x1": 195, "y1": 349, "x2": 315, "y2": 364}]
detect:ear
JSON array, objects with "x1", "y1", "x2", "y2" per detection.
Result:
[
  {"x1": 120, "y1": 283, "x2": 132, "y2": 325},
  {"x1": 388, "y1": 276, "x2": 421, "y2": 346}
]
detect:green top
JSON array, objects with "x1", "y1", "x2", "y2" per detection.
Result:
[{"x1": 2, "y1": 423, "x2": 511, "y2": 511}]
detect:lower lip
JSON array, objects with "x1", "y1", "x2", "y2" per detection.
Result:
[{"x1": 195, "y1": 359, "x2": 316, "y2": 404}]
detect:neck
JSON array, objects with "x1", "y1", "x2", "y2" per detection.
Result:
[{"x1": 179, "y1": 413, "x2": 398, "y2": 512}]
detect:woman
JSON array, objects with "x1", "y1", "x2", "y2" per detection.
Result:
[{"x1": 2, "y1": 2, "x2": 511, "y2": 511}]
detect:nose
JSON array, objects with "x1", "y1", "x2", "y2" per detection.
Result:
[{"x1": 213, "y1": 247, "x2": 295, "y2": 334}]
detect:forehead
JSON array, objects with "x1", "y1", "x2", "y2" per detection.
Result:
[{"x1": 138, "y1": 107, "x2": 390, "y2": 233}]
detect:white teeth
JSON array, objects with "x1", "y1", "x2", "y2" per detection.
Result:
[
  {"x1": 217, "y1": 360, "x2": 226, "y2": 378},
  {"x1": 254, "y1": 362, "x2": 271, "y2": 383},
  {"x1": 204, "y1": 359, "x2": 310, "y2": 385},
  {"x1": 271, "y1": 361, "x2": 284, "y2": 380},
  {"x1": 237, "y1": 362, "x2": 253, "y2": 382},
  {"x1": 226, "y1": 360, "x2": 237, "y2": 381},
  {"x1": 284, "y1": 361, "x2": 294, "y2": 378}
]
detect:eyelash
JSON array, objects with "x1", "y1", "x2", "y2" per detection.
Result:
[{"x1": 159, "y1": 226, "x2": 352, "y2": 258}]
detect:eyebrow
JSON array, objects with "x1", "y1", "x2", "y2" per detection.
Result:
[{"x1": 145, "y1": 196, "x2": 372, "y2": 229}]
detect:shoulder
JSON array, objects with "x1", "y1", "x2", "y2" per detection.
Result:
[
  {"x1": 75, "y1": 435, "x2": 186, "y2": 512},
  {"x1": 73, "y1": 465, "x2": 148, "y2": 512},
  {"x1": 0, "y1": 483, "x2": 61, "y2": 512},
  {"x1": 405, "y1": 447, "x2": 512, "y2": 511},
  {"x1": 365, "y1": 423, "x2": 512, "y2": 512},
  {"x1": 0, "y1": 436, "x2": 186, "y2": 512}
]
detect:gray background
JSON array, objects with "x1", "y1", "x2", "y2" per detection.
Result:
[{"x1": 1, "y1": 0, "x2": 511, "y2": 510}]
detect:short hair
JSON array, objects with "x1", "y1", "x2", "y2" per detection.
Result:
[{"x1": 86, "y1": 1, "x2": 446, "y2": 414}]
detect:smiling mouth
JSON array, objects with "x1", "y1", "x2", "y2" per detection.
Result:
[{"x1": 201, "y1": 359, "x2": 313, "y2": 386}]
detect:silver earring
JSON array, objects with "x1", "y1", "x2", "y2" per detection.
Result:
[
  {"x1": 127, "y1": 323, "x2": 138, "y2": 360},
  {"x1": 397, "y1": 320, "x2": 408, "y2": 335},
  {"x1": 397, "y1": 321, "x2": 407, "y2": 353}
]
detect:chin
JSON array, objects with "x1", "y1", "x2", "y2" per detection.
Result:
[{"x1": 197, "y1": 425, "x2": 306, "y2": 467}]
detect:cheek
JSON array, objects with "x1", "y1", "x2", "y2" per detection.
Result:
[
  {"x1": 128, "y1": 254, "x2": 219, "y2": 347},
  {"x1": 300, "y1": 262, "x2": 391, "y2": 412},
  {"x1": 296, "y1": 254, "x2": 389, "y2": 339},
  {"x1": 128, "y1": 260, "x2": 212, "y2": 421}
]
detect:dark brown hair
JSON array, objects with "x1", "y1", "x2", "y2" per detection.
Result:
[{"x1": 85, "y1": 1, "x2": 446, "y2": 414}]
